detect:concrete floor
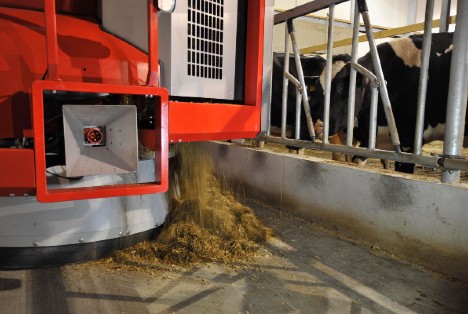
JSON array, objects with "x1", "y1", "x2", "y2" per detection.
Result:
[{"x1": 1, "y1": 199, "x2": 467, "y2": 314}]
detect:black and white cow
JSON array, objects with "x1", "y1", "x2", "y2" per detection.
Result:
[
  {"x1": 271, "y1": 52, "x2": 326, "y2": 141},
  {"x1": 316, "y1": 32, "x2": 464, "y2": 173}
]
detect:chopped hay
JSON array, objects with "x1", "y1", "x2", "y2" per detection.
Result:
[{"x1": 108, "y1": 142, "x2": 271, "y2": 270}]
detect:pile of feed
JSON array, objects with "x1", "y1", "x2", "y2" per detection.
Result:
[{"x1": 108, "y1": 142, "x2": 271, "y2": 270}]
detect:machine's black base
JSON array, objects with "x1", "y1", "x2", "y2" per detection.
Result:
[{"x1": 0, "y1": 228, "x2": 158, "y2": 269}]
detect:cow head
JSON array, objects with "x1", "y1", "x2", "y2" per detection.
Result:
[
  {"x1": 316, "y1": 62, "x2": 369, "y2": 137},
  {"x1": 311, "y1": 54, "x2": 354, "y2": 139}
]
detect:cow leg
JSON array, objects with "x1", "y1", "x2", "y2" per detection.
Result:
[
  {"x1": 381, "y1": 159, "x2": 391, "y2": 169},
  {"x1": 288, "y1": 147, "x2": 305, "y2": 155},
  {"x1": 329, "y1": 133, "x2": 343, "y2": 161},
  {"x1": 251, "y1": 139, "x2": 265, "y2": 149},
  {"x1": 337, "y1": 130, "x2": 355, "y2": 162},
  {"x1": 287, "y1": 117, "x2": 312, "y2": 154}
]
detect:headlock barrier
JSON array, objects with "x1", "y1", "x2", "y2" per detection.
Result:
[{"x1": 261, "y1": 0, "x2": 468, "y2": 184}]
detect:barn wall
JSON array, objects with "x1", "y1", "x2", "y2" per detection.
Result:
[
  {"x1": 274, "y1": 0, "x2": 457, "y2": 27},
  {"x1": 275, "y1": 0, "x2": 412, "y2": 26},
  {"x1": 204, "y1": 141, "x2": 468, "y2": 281},
  {"x1": 272, "y1": 19, "x2": 352, "y2": 54},
  {"x1": 415, "y1": 0, "x2": 458, "y2": 24},
  {"x1": 272, "y1": 0, "x2": 457, "y2": 57},
  {"x1": 272, "y1": 12, "x2": 402, "y2": 58}
]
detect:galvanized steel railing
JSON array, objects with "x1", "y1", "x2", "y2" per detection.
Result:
[{"x1": 262, "y1": 0, "x2": 468, "y2": 183}]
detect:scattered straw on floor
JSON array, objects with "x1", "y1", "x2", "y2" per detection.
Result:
[{"x1": 107, "y1": 142, "x2": 271, "y2": 271}]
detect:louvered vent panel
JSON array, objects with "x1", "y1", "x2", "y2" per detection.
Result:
[{"x1": 187, "y1": 0, "x2": 224, "y2": 80}]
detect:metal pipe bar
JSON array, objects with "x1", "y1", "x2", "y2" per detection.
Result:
[
  {"x1": 346, "y1": 0, "x2": 360, "y2": 147},
  {"x1": 261, "y1": 136, "x2": 445, "y2": 169},
  {"x1": 285, "y1": 10, "x2": 386, "y2": 33},
  {"x1": 301, "y1": 15, "x2": 457, "y2": 55},
  {"x1": 44, "y1": 0, "x2": 60, "y2": 81},
  {"x1": 354, "y1": 61, "x2": 381, "y2": 151},
  {"x1": 352, "y1": 62, "x2": 377, "y2": 83},
  {"x1": 322, "y1": 4, "x2": 336, "y2": 144},
  {"x1": 440, "y1": 0, "x2": 452, "y2": 32},
  {"x1": 146, "y1": 0, "x2": 159, "y2": 87},
  {"x1": 289, "y1": 20, "x2": 316, "y2": 141},
  {"x1": 442, "y1": 0, "x2": 468, "y2": 183},
  {"x1": 358, "y1": 0, "x2": 401, "y2": 153},
  {"x1": 414, "y1": 0, "x2": 435, "y2": 155},
  {"x1": 266, "y1": 89, "x2": 272, "y2": 135},
  {"x1": 264, "y1": 0, "x2": 275, "y2": 138},
  {"x1": 284, "y1": 73, "x2": 302, "y2": 89},
  {"x1": 281, "y1": 23, "x2": 290, "y2": 139},
  {"x1": 295, "y1": 89, "x2": 302, "y2": 139},
  {"x1": 441, "y1": 157, "x2": 468, "y2": 172},
  {"x1": 347, "y1": 63, "x2": 380, "y2": 149},
  {"x1": 368, "y1": 86, "x2": 378, "y2": 149},
  {"x1": 274, "y1": 0, "x2": 348, "y2": 25}
]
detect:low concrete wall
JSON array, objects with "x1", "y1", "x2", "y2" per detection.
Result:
[{"x1": 203, "y1": 141, "x2": 468, "y2": 281}]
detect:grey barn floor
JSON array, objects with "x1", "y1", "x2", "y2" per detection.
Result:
[{"x1": 0, "y1": 199, "x2": 467, "y2": 314}]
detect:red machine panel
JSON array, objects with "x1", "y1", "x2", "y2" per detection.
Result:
[
  {"x1": 168, "y1": 0, "x2": 265, "y2": 142},
  {"x1": 32, "y1": 80, "x2": 169, "y2": 203},
  {"x1": 0, "y1": 0, "x2": 268, "y2": 202},
  {"x1": 0, "y1": 148, "x2": 35, "y2": 196}
]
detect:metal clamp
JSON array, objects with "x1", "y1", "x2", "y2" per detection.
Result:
[{"x1": 352, "y1": 62, "x2": 379, "y2": 85}]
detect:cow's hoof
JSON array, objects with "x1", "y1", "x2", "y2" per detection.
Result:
[
  {"x1": 352, "y1": 156, "x2": 367, "y2": 166},
  {"x1": 395, "y1": 161, "x2": 415, "y2": 173},
  {"x1": 287, "y1": 146, "x2": 305, "y2": 155},
  {"x1": 252, "y1": 139, "x2": 265, "y2": 149},
  {"x1": 381, "y1": 159, "x2": 391, "y2": 170},
  {"x1": 230, "y1": 139, "x2": 246, "y2": 145},
  {"x1": 331, "y1": 153, "x2": 343, "y2": 161}
]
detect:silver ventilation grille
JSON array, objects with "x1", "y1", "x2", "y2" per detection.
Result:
[
  {"x1": 99, "y1": 0, "x2": 240, "y2": 100},
  {"x1": 187, "y1": 0, "x2": 224, "y2": 80}
]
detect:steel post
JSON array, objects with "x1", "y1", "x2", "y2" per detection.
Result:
[
  {"x1": 368, "y1": 86, "x2": 378, "y2": 150},
  {"x1": 346, "y1": 0, "x2": 360, "y2": 147},
  {"x1": 322, "y1": 4, "x2": 336, "y2": 144},
  {"x1": 358, "y1": 0, "x2": 401, "y2": 153},
  {"x1": 441, "y1": 0, "x2": 468, "y2": 183},
  {"x1": 263, "y1": 0, "x2": 275, "y2": 137},
  {"x1": 295, "y1": 89, "x2": 302, "y2": 139},
  {"x1": 440, "y1": 0, "x2": 452, "y2": 33},
  {"x1": 289, "y1": 20, "x2": 316, "y2": 141},
  {"x1": 352, "y1": 63, "x2": 379, "y2": 150},
  {"x1": 281, "y1": 23, "x2": 290, "y2": 139},
  {"x1": 414, "y1": 0, "x2": 435, "y2": 155}
]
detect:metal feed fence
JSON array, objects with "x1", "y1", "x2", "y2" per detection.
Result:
[{"x1": 261, "y1": 0, "x2": 468, "y2": 184}]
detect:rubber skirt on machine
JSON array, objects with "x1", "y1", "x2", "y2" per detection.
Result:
[{"x1": 0, "y1": 229, "x2": 158, "y2": 269}]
